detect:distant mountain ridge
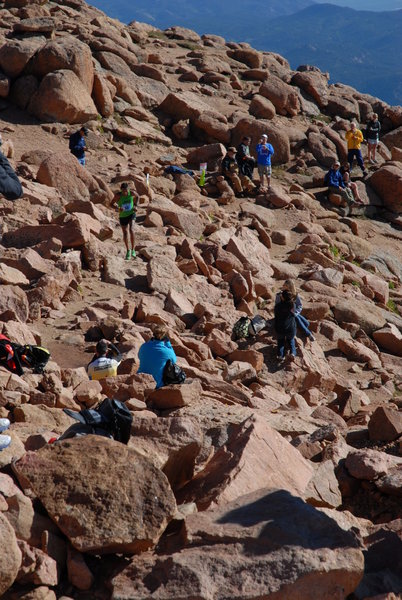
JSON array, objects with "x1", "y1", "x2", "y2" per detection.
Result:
[
  {"x1": 253, "y1": 4, "x2": 402, "y2": 106},
  {"x1": 88, "y1": 0, "x2": 313, "y2": 30},
  {"x1": 88, "y1": 0, "x2": 402, "y2": 105}
]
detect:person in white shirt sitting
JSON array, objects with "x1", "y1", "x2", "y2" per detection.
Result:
[{"x1": 87, "y1": 339, "x2": 122, "y2": 381}]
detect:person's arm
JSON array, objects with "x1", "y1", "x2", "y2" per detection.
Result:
[
  {"x1": 357, "y1": 130, "x2": 364, "y2": 144},
  {"x1": 107, "y1": 342, "x2": 122, "y2": 363},
  {"x1": 294, "y1": 295, "x2": 302, "y2": 316},
  {"x1": 337, "y1": 172, "x2": 346, "y2": 189},
  {"x1": 270, "y1": 144, "x2": 274, "y2": 156},
  {"x1": 110, "y1": 192, "x2": 119, "y2": 208},
  {"x1": 164, "y1": 340, "x2": 177, "y2": 364}
]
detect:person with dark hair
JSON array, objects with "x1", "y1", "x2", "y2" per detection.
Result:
[
  {"x1": 222, "y1": 147, "x2": 243, "y2": 195},
  {"x1": 87, "y1": 339, "x2": 122, "y2": 381},
  {"x1": 339, "y1": 163, "x2": 364, "y2": 204},
  {"x1": 137, "y1": 325, "x2": 177, "y2": 389},
  {"x1": 69, "y1": 126, "x2": 89, "y2": 166},
  {"x1": 0, "y1": 141, "x2": 22, "y2": 200},
  {"x1": 275, "y1": 279, "x2": 315, "y2": 341},
  {"x1": 236, "y1": 136, "x2": 256, "y2": 179},
  {"x1": 110, "y1": 182, "x2": 138, "y2": 260},
  {"x1": 274, "y1": 289, "x2": 297, "y2": 361},
  {"x1": 256, "y1": 133, "x2": 274, "y2": 190},
  {"x1": 365, "y1": 113, "x2": 381, "y2": 164}
]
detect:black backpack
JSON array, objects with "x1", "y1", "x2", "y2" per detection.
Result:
[
  {"x1": 61, "y1": 398, "x2": 133, "y2": 444},
  {"x1": 162, "y1": 360, "x2": 186, "y2": 385},
  {"x1": 18, "y1": 345, "x2": 51, "y2": 374}
]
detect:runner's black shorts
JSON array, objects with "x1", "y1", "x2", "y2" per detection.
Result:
[{"x1": 119, "y1": 213, "x2": 136, "y2": 227}]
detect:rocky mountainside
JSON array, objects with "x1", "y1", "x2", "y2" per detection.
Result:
[{"x1": 0, "y1": 0, "x2": 402, "y2": 599}]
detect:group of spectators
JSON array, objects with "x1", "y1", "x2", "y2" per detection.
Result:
[
  {"x1": 221, "y1": 134, "x2": 274, "y2": 196},
  {"x1": 324, "y1": 114, "x2": 381, "y2": 216}
]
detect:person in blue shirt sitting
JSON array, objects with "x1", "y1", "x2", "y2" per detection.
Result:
[
  {"x1": 137, "y1": 325, "x2": 177, "y2": 389},
  {"x1": 324, "y1": 160, "x2": 355, "y2": 215},
  {"x1": 69, "y1": 126, "x2": 88, "y2": 166}
]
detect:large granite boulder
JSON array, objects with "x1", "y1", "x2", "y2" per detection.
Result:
[{"x1": 13, "y1": 436, "x2": 177, "y2": 554}]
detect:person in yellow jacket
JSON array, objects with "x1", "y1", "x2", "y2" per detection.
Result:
[{"x1": 345, "y1": 122, "x2": 367, "y2": 177}]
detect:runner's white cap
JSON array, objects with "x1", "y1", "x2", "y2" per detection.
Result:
[{"x1": 262, "y1": 134, "x2": 268, "y2": 138}]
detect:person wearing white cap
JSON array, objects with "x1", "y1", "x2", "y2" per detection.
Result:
[
  {"x1": 0, "y1": 418, "x2": 11, "y2": 451},
  {"x1": 256, "y1": 134, "x2": 274, "y2": 190}
]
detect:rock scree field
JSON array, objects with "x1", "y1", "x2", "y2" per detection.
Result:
[{"x1": 0, "y1": 0, "x2": 402, "y2": 599}]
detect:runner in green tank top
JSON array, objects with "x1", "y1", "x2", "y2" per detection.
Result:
[{"x1": 110, "y1": 182, "x2": 138, "y2": 260}]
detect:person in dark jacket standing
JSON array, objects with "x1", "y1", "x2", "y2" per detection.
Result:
[
  {"x1": 236, "y1": 136, "x2": 255, "y2": 179},
  {"x1": 274, "y1": 290, "x2": 297, "y2": 360},
  {"x1": 69, "y1": 126, "x2": 88, "y2": 166},
  {"x1": 0, "y1": 145, "x2": 22, "y2": 201},
  {"x1": 365, "y1": 113, "x2": 381, "y2": 165}
]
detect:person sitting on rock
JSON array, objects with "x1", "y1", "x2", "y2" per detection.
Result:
[
  {"x1": 345, "y1": 122, "x2": 367, "y2": 177},
  {"x1": 340, "y1": 163, "x2": 364, "y2": 205},
  {"x1": 137, "y1": 325, "x2": 177, "y2": 389},
  {"x1": 274, "y1": 289, "x2": 297, "y2": 361},
  {"x1": 0, "y1": 139, "x2": 22, "y2": 201},
  {"x1": 256, "y1": 133, "x2": 274, "y2": 190},
  {"x1": 69, "y1": 126, "x2": 88, "y2": 166},
  {"x1": 222, "y1": 147, "x2": 244, "y2": 196},
  {"x1": 87, "y1": 339, "x2": 122, "y2": 381},
  {"x1": 275, "y1": 280, "x2": 315, "y2": 341},
  {"x1": 236, "y1": 136, "x2": 256, "y2": 180},
  {"x1": 110, "y1": 182, "x2": 138, "y2": 260},
  {"x1": 0, "y1": 418, "x2": 11, "y2": 452},
  {"x1": 324, "y1": 160, "x2": 355, "y2": 215}
]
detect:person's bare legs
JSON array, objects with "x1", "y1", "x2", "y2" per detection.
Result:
[
  {"x1": 128, "y1": 222, "x2": 135, "y2": 251},
  {"x1": 121, "y1": 225, "x2": 129, "y2": 253}
]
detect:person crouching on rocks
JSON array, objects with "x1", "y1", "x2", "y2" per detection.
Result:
[
  {"x1": 111, "y1": 182, "x2": 138, "y2": 260},
  {"x1": 222, "y1": 147, "x2": 244, "y2": 197},
  {"x1": 275, "y1": 279, "x2": 315, "y2": 342},
  {"x1": 137, "y1": 325, "x2": 177, "y2": 389},
  {"x1": 87, "y1": 339, "x2": 122, "y2": 381},
  {"x1": 274, "y1": 289, "x2": 297, "y2": 362},
  {"x1": 222, "y1": 147, "x2": 255, "y2": 197}
]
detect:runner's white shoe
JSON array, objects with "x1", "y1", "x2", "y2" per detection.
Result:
[
  {"x1": 0, "y1": 434, "x2": 11, "y2": 451},
  {"x1": 0, "y1": 418, "x2": 10, "y2": 432}
]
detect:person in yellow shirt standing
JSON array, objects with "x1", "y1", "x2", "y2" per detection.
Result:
[{"x1": 345, "y1": 122, "x2": 367, "y2": 177}]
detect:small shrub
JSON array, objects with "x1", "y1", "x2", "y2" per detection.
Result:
[
  {"x1": 329, "y1": 245, "x2": 340, "y2": 258},
  {"x1": 351, "y1": 281, "x2": 361, "y2": 288},
  {"x1": 177, "y1": 41, "x2": 199, "y2": 51},
  {"x1": 148, "y1": 31, "x2": 168, "y2": 41},
  {"x1": 388, "y1": 281, "x2": 396, "y2": 290},
  {"x1": 387, "y1": 299, "x2": 399, "y2": 314}
]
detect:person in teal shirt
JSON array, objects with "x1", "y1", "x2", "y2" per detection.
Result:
[
  {"x1": 137, "y1": 325, "x2": 177, "y2": 389},
  {"x1": 110, "y1": 182, "x2": 138, "y2": 260}
]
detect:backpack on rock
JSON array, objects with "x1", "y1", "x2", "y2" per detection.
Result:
[
  {"x1": 232, "y1": 315, "x2": 266, "y2": 340},
  {"x1": 59, "y1": 398, "x2": 133, "y2": 444}
]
